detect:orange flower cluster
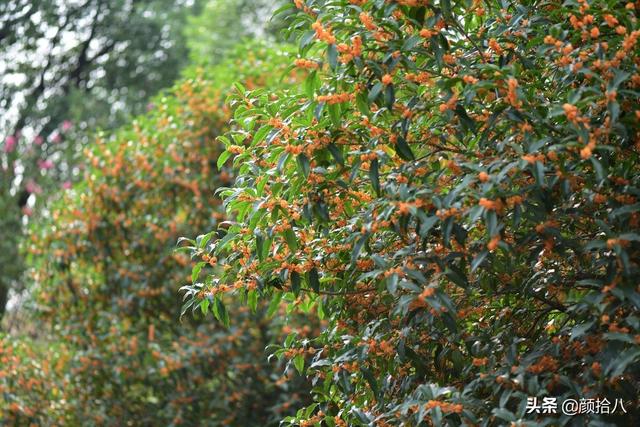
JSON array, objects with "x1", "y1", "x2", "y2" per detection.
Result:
[
  {"x1": 359, "y1": 12, "x2": 377, "y2": 31},
  {"x1": 463, "y1": 74, "x2": 479, "y2": 84},
  {"x1": 406, "y1": 71, "x2": 432, "y2": 85},
  {"x1": 505, "y1": 78, "x2": 522, "y2": 108},
  {"x1": 527, "y1": 355, "x2": 559, "y2": 374},
  {"x1": 294, "y1": 58, "x2": 319, "y2": 69},
  {"x1": 487, "y1": 235, "x2": 501, "y2": 251},
  {"x1": 522, "y1": 153, "x2": 546, "y2": 164},
  {"x1": 424, "y1": 400, "x2": 464, "y2": 414},
  {"x1": 312, "y1": 21, "x2": 336, "y2": 44},
  {"x1": 419, "y1": 28, "x2": 438, "y2": 38},
  {"x1": 479, "y1": 197, "x2": 504, "y2": 212},
  {"x1": 488, "y1": 38, "x2": 503, "y2": 55},
  {"x1": 580, "y1": 136, "x2": 597, "y2": 159},
  {"x1": 316, "y1": 92, "x2": 353, "y2": 105},
  {"x1": 472, "y1": 357, "x2": 489, "y2": 367},
  {"x1": 337, "y1": 36, "x2": 363, "y2": 62},
  {"x1": 438, "y1": 92, "x2": 459, "y2": 112}
]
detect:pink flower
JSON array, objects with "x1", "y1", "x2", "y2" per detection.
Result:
[
  {"x1": 51, "y1": 132, "x2": 62, "y2": 143},
  {"x1": 34, "y1": 135, "x2": 44, "y2": 145},
  {"x1": 3, "y1": 135, "x2": 17, "y2": 153},
  {"x1": 62, "y1": 120, "x2": 73, "y2": 131},
  {"x1": 38, "y1": 159, "x2": 54, "y2": 170},
  {"x1": 22, "y1": 206, "x2": 33, "y2": 216},
  {"x1": 62, "y1": 181, "x2": 72, "y2": 190},
  {"x1": 25, "y1": 180, "x2": 43, "y2": 195}
]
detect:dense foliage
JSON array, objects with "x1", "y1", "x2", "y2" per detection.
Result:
[
  {"x1": 184, "y1": 0, "x2": 640, "y2": 425},
  {"x1": 1, "y1": 43, "x2": 313, "y2": 425}
]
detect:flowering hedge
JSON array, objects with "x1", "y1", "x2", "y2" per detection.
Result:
[
  {"x1": 2, "y1": 43, "x2": 314, "y2": 425},
  {"x1": 185, "y1": 0, "x2": 640, "y2": 425}
]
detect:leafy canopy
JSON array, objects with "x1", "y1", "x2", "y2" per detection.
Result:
[{"x1": 185, "y1": 0, "x2": 640, "y2": 425}]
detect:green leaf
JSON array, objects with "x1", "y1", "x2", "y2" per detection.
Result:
[
  {"x1": 492, "y1": 409, "x2": 516, "y2": 422},
  {"x1": 247, "y1": 290, "x2": 258, "y2": 313},
  {"x1": 384, "y1": 84, "x2": 395, "y2": 108},
  {"x1": 233, "y1": 82, "x2": 246, "y2": 94},
  {"x1": 369, "y1": 158, "x2": 380, "y2": 196},
  {"x1": 445, "y1": 267, "x2": 468, "y2": 288},
  {"x1": 607, "y1": 348, "x2": 640, "y2": 377},
  {"x1": 291, "y1": 271, "x2": 301, "y2": 296},
  {"x1": 216, "y1": 150, "x2": 231, "y2": 169},
  {"x1": 267, "y1": 293, "x2": 283, "y2": 317},
  {"x1": 284, "y1": 228, "x2": 298, "y2": 253},
  {"x1": 327, "y1": 143, "x2": 344, "y2": 166},
  {"x1": 304, "y1": 70, "x2": 318, "y2": 98},
  {"x1": 402, "y1": 35, "x2": 422, "y2": 51},
  {"x1": 297, "y1": 153, "x2": 310, "y2": 177},
  {"x1": 256, "y1": 232, "x2": 265, "y2": 261},
  {"x1": 213, "y1": 297, "x2": 229, "y2": 327},
  {"x1": 308, "y1": 268, "x2": 320, "y2": 293},
  {"x1": 328, "y1": 103, "x2": 341, "y2": 127},
  {"x1": 471, "y1": 250, "x2": 488, "y2": 272},
  {"x1": 252, "y1": 125, "x2": 271, "y2": 147},
  {"x1": 293, "y1": 354, "x2": 305, "y2": 374},
  {"x1": 327, "y1": 43, "x2": 338, "y2": 69},
  {"x1": 419, "y1": 215, "x2": 439, "y2": 237},
  {"x1": 368, "y1": 82, "x2": 383, "y2": 102},
  {"x1": 455, "y1": 105, "x2": 476, "y2": 132},
  {"x1": 351, "y1": 234, "x2": 368, "y2": 265},
  {"x1": 356, "y1": 91, "x2": 370, "y2": 115},
  {"x1": 299, "y1": 30, "x2": 315, "y2": 50},
  {"x1": 361, "y1": 367, "x2": 379, "y2": 398},
  {"x1": 441, "y1": 0, "x2": 452, "y2": 19},
  {"x1": 395, "y1": 136, "x2": 415, "y2": 160},
  {"x1": 196, "y1": 232, "x2": 214, "y2": 249},
  {"x1": 192, "y1": 262, "x2": 205, "y2": 284},
  {"x1": 533, "y1": 161, "x2": 545, "y2": 187},
  {"x1": 570, "y1": 321, "x2": 594, "y2": 341},
  {"x1": 200, "y1": 297, "x2": 209, "y2": 315},
  {"x1": 590, "y1": 157, "x2": 605, "y2": 182}
]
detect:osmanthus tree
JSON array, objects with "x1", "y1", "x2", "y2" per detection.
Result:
[
  {"x1": 184, "y1": 0, "x2": 640, "y2": 425},
  {"x1": 1, "y1": 43, "x2": 313, "y2": 425}
]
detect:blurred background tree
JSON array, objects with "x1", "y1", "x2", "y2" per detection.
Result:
[
  {"x1": 0, "y1": 0, "x2": 284, "y2": 324},
  {"x1": 8, "y1": 45, "x2": 311, "y2": 424},
  {"x1": 184, "y1": 0, "x2": 288, "y2": 66},
  {"x1": 1, "y1": 0, "x2": 314, "y2": 422},
  {"x1": 1, "y1": 0, "x2": 197, "y2": 322},
  {"x1": 0, "y1": 0, "x2": 194, "y2": 136}
]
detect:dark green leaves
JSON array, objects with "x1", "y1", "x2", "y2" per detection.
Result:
[
  {"x1": 327, "y1": 43, "x2": 338, "y2": 69},
  {"x1": 394, "y1": 136, "x2": 414, "y2": 160},
  {"x1": 327, "y1": 143, "x2": 344, "y2": 166},
  {"x1": 308, "y1": 268, "x2": 320, "y2": 293},
  {"x1": 284, "y1": 228, "x2": 298, "y2": 253},
  {"x1": 212, "y1": 297, "x2": 230, "y2": 327},
  {"x1": 297, "y1": 153, "x2": 310, "y2": 177},
  {"x1": 291, "y1": 270, "x2": 301, "y2": 296},
  {"x1": 369, "y1": 82, "x2": 383, "y2": 102},
  {"x1": 369, "y1": 158, "x2": 381, "y2": 196}
]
